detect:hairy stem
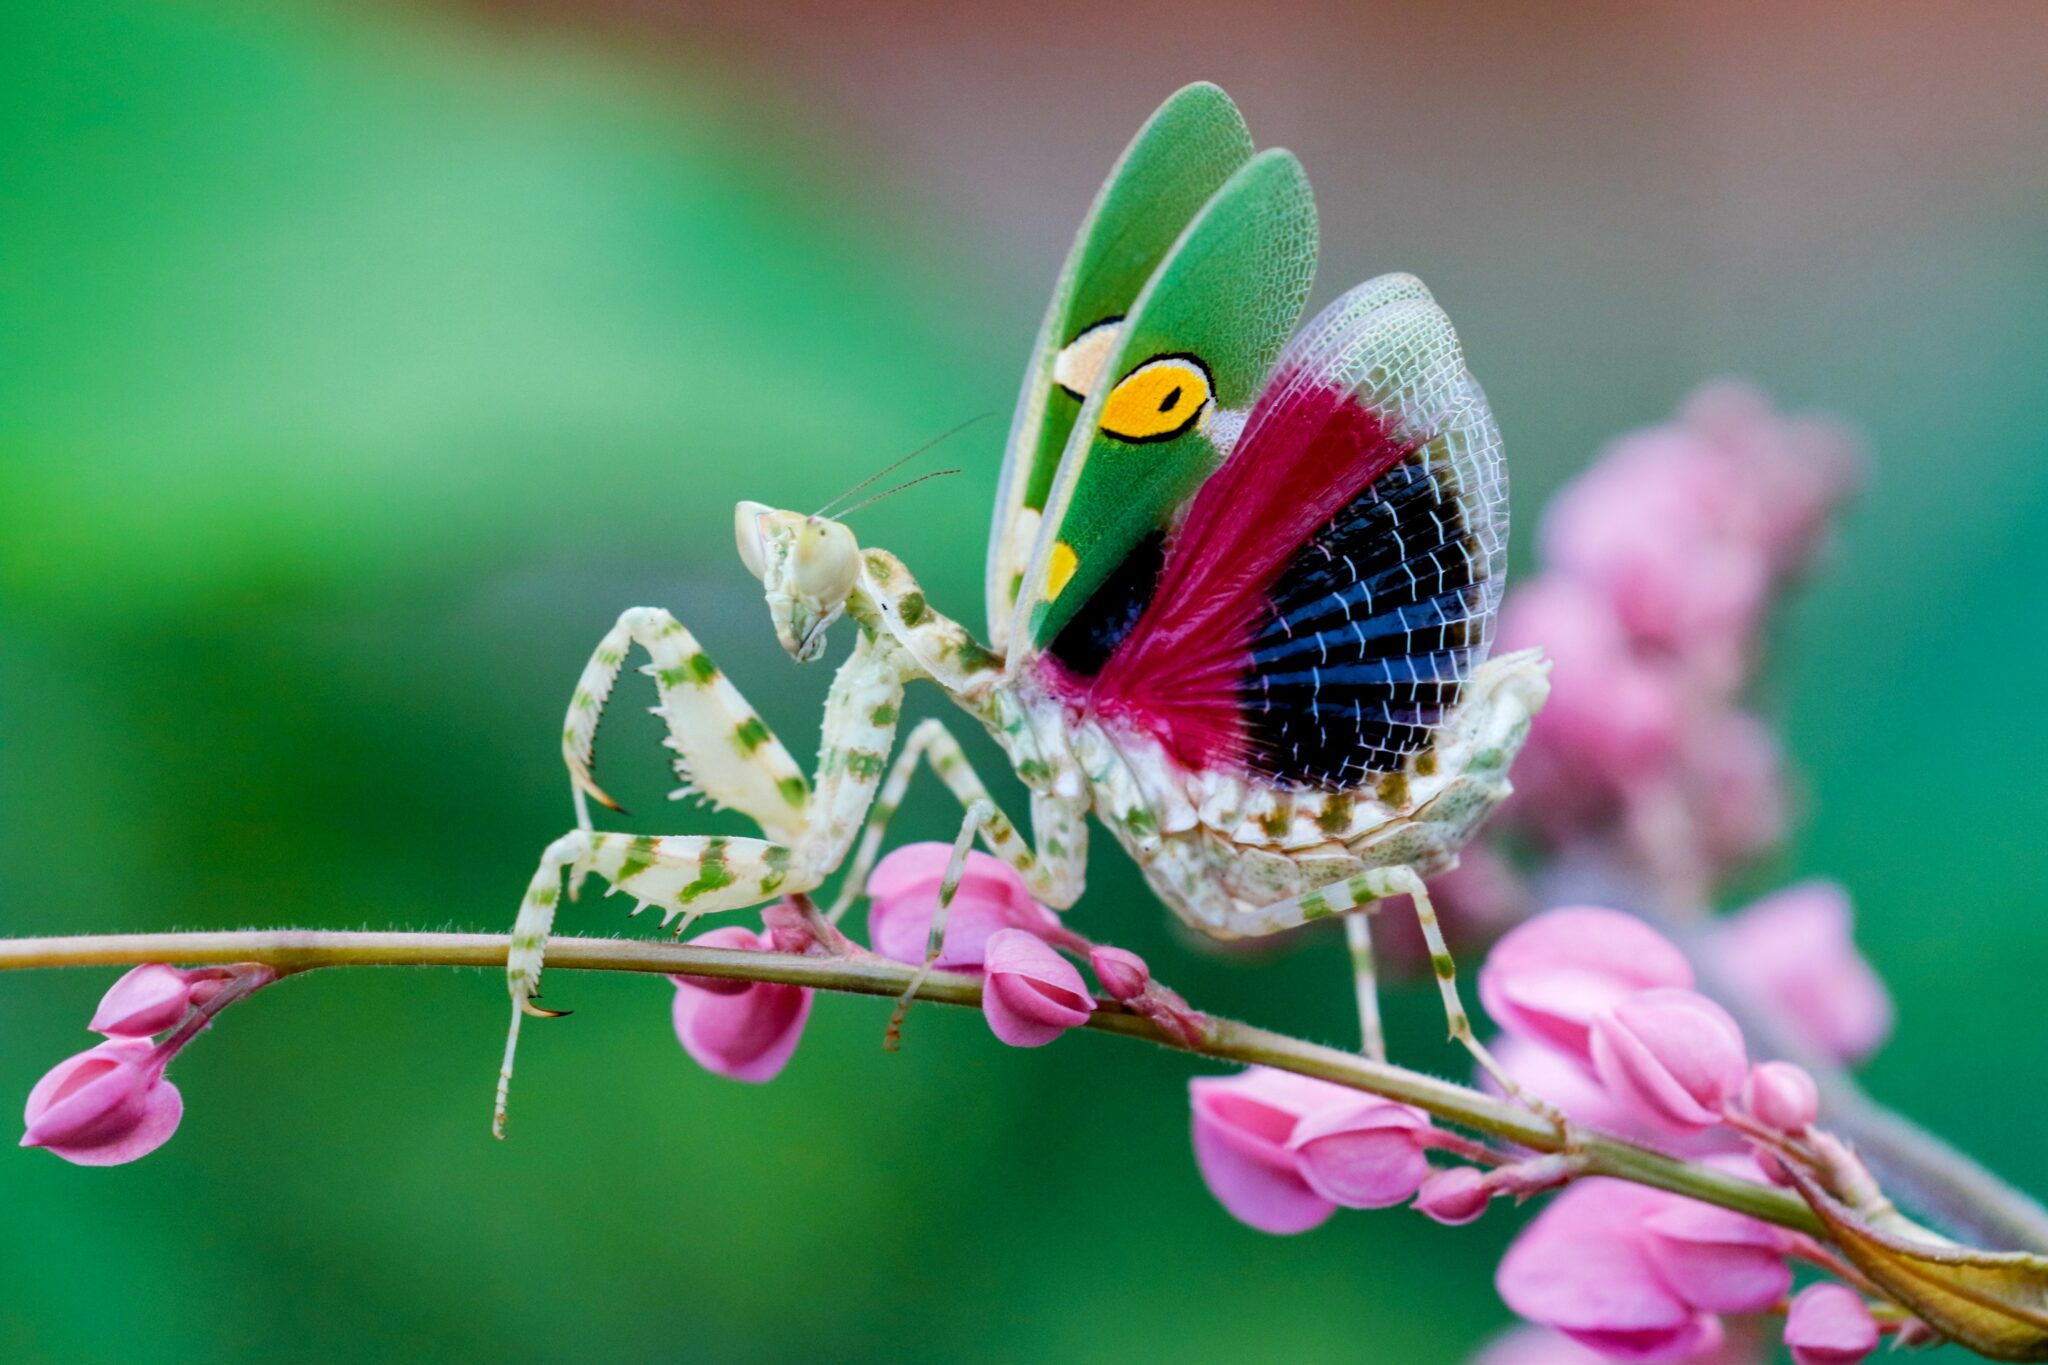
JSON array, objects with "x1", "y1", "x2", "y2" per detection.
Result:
[{"x1": 0, "y1": 928, "x2": 1822, "y2": 1235}]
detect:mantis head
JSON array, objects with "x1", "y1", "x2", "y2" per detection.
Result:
[{"x1": 735, "y1": 501, "x2": 860, "y2": 663}]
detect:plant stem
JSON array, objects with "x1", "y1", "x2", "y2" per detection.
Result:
[{"x1": 0, "y1": 927, "x2": 1824, "y2": 1233}]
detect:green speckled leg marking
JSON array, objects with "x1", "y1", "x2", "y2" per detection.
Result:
[
  {"x1": 883, "y1": 797, "x2": 991, "y2": 1050},
  {"x1": 1345, "y1": 913, "x2": 1386, "y2": 1062},
  {"x1": 828, "y1": 718, "x2": 1079, "y2": 919}
]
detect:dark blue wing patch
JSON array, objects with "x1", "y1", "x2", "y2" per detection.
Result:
[{"x1": 1240, "y1": 438, "x2": 1501, "y2": 788}]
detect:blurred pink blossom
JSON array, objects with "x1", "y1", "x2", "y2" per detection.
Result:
[
  {"x1": 980, "y1": 928, "x2": 1091, "y2": 1048},
  {"x1": 1710, "y1": 882, "x2": 1891, "y2": 1065},
  {"x1": 1638, "y1": 1200, "x2": 1791, "y2": 1315},
  {"x1": 865, "y1": 843, "x2": 1064, "y2": 971},
  {"x1": 1472, "y1": 1325, "x2": 1651, "y2": 1365},
  {"x1": 89, "y1": 964, "x2": 197, "y2": 1038},
  {"x1": 1541, "y1": 426, "x2": 1770, "y2": 688},
  {"x1": 669, "y1": 925, "x2": 812, "y2": 1083},
  {"x1": 1188, "y1": 1067, "x2": 1356, "y2": 1234},
  {"x1": 1496, "y1": 578, "x2": 1684, "y2": 826},
  {"x1": 21, "y1": 1039, "x2": 183, "y2": 1166},
  {"x1": 1683, "y1": 711, "x2": 1790, "y2": 875},
  {"x1": 1498, "y1": 1176, "x2": 1789, "y2": 1362},
  {"x1": 1783, "y1": 1283, "x2": 1879, "y2": 1365},
  {"x1": 1479, "y1": 907, "x2": 1695, "y2": 1065},
  {"x1": 1590, "y1": 989, "x2": 1749, "y2": 1134},
  {"x1": 1285, "y1": 1094, "x2": 1435, "y2": 1209}
]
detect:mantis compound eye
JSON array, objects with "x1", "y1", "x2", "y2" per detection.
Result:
[
  {"x1": 734, "y1": 501, "x2": 771, "y2": 581},
  {"x1": 792, "y1": 518, "x2": 858, "y2": 602}
]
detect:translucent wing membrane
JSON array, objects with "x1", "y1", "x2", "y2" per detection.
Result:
[
  {"x1": 1049, "y1": 277, "x2": 1509, "y2": 790},
  {"x1": 1245, "y1": 369, "x2": 1507, "y2": 784},
  {"x1": 986, "y1": 83, "x2": 1253, "y2": 651}
]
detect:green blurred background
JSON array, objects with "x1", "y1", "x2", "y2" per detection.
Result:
[{"x1": 3, "y1": 2, "x2": 2044, "y2": 1360}]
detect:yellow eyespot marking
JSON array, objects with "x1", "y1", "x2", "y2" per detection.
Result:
[
  {"x1": 1045, "y1": 541, "x2": 1079, "y2": 600},
  {"x1": 1099, "y1": 354, "x2": 1212, "y2": 444}
]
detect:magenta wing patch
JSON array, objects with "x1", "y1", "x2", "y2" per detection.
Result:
[{"x1": 1042, "y1": 280, "x2": 1508, "y2": 789}]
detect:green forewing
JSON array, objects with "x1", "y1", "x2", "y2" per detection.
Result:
[
  {"x1": 1018, "y1": 149, "x2": 1318, "y2": 652},
  {"x1": 985, "y1": 83, "x2": 1253, "y2": 647}
]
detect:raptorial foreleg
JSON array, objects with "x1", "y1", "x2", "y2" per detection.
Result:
[{"x1": 561, "y1": 606, "x2": 809, "y2": 841}]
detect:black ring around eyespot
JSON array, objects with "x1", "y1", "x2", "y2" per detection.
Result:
[{"x1": 1098, "y1": 351, "x2": 1215, "y2": 445}]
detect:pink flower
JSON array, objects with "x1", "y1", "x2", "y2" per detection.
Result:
[
  {"x1": 89, "y1": 964, "x2": 197, "y2": 1038},
  {"x1": 1497, "y1": 579, "x2": 1684, "y2": 805},
  {"x1": 1590, "y1": 988, "x2": 1748, "y2": 1134},
  {"x1": 1285, "y1": 1095, "x2": 1435, "y2": 1209},
  {"x1": 1539, "y1": 425, "x2": 1771, "y2": 686},
  {"x1": 1678, "y1": 381, "x2": 1859, "y2": 578},
  {"x1": 21, "y1": 1039, "x2": 183, "y2": 1166},
  {"x1": 1711, "y1": 882, "x2": 1891, "y2": 1065},
  {"x1": 1472, "y1": 1325, "x2": 1639, "y2": 1365},
  {"x1": 669, "y1": 925, "x2": 811, "y2": 1083},
  {"x1": 1188, "y1": 1067, "x2": 1357, "y2": 1234},
  {"x1": 1499, "y1": 1177, "x2": 1784, "y2": 1362},
  {"x1": 1414, "y1": 1166, "x2": 1491, "y2": 1226},
  {"x1": 1745, "y1": 1061, "x2": 1819, "y2": 1133},
  {"x1": 1639, "y1": 1201, "x2": 1791, "y2": 1314},
  {"x1": 980, "y1": 929, "x2": 1092, "y2": 1047},
  {"x1": 866, "y1": 843, "x2": 1062, "y2": 971},
  {"x1": 1685, "y1": 709, "x2": 1788, "y2": 875},
  {"x1": 1479, "y1": 907, "x2": 1695, "y2": 1065},
  {"x1": 1783, "y1": 1283, "x2": 1878, "y2": 1365}
]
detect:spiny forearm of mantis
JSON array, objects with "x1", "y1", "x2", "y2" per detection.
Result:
[{"x1": 0, "y1": 924, "x2": 1823, "y2": 1237}]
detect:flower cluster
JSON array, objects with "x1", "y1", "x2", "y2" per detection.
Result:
[
  {"x1": 1494, "y1": 381, "x2": 1858, "y2": 899},
  {"x1": 1186, "y1": 903, "x2": 1900, "y2": 1365},
  {"x1": 21, "y1": 963, "x2": 273, "y2": 1165},
  {"x1": 666, "y1": 844, "x2": 1202, "y2": 1082},
  {"x1": 1477, "y1": 909, "x2": 1890, "y2": 1364}
]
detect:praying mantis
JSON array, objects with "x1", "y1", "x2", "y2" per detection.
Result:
[{"x1": 496, "y1": 82, "x2": 1548, "y2": 1135}]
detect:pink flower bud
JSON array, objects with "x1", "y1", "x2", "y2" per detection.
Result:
[
  {"x1": 1479, "y1": 907, "x2": 1695, "y2": 1065},
  {"x1": 1498, "y1": 1178, "x2": 1729, "y2": 1362},
  {"x1": 669, "y1": 925, "x2": 811, "y2": 1083},
  {"x1": 21, "y1": 1039, "x2": 183, "y2": 1166},
  {"x1": 1414, "y1": 1166, "x2": 1491, "y2": 1225},
  {"x1": 1187, "y1": 1067, "x2": 1355, "y2": 1234},
  {"x1": 1746, "y1": 1061, "x2": 1819, "y2": 1132},
  {"x1": 866, "y1": 843, "x2": 1061, "y2": 971},
  {"x1": 1640, "y1": 1201, "x2": 1790, "y2": 1314},
  {"x1": 1284, "y1": 1096, "x2": 1434, "y2": 1209},
  {"x1": 1711, "y1": 881, "x2": 1892, "y2": 1065},
  {"x1": 89, "y1": 964, "x2": 197, "y2": 1038},
  {"x1": 1591, "y1": 988, "x2": 1748, "y2": 1133},
  {"x1": 1089, "y1": 946, "x2": 1150, "y2": 1002},
  {"x1": 980, "y1": 930, "x2": 1091, "y2": 1047},
  {"x1": 1784, "y1": 1283, "x2": 1879, "y2": 1365}
]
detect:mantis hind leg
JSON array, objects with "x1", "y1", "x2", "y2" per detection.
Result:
[{"x1": 1242, "y1": 866, "x2": 1562, "y2": 1127}]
